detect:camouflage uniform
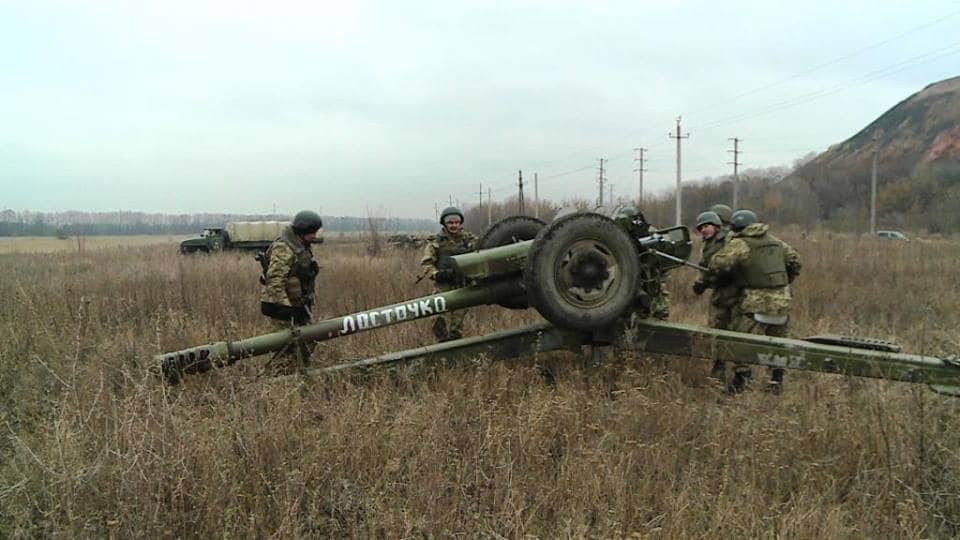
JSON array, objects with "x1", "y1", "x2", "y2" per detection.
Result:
[
  {"x1": 708, "y1": 222, "x2": 801, "y2": 392},
  {"x1": 694, "y1": 227, "x2": 740, "y2": 330},
  {"x1": 632, "y1": 225, "x2": 670, "y2": 321},
  {"x1": 259, "y1": 225, "x2": 320, "y2": 373},
  {"x1": 420, "y1": 229, "x2": 478, "y2": 342}
]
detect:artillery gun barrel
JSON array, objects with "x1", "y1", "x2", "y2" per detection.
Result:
[
  {"x1": 157, "y1": 278, "x2": 524, "y2": 383},
  {"x1": 651, "y1": 249, "x2": 708, "y2": 272},
  {"x1": 448, "y1": 240, "x2": 531, "y2": 281}
]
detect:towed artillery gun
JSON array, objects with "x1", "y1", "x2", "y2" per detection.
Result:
[{"x1": 157, "y1": 210, "x2": 960, "y2": 396}]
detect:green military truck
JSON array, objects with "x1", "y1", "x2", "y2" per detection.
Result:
[{"x1": 179, "y1": 221, "x2": 323, "y2": 254}]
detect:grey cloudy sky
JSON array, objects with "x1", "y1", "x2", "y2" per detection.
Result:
[{"x1": 2, "y1": 1, "x2": 958, "y2": 218}]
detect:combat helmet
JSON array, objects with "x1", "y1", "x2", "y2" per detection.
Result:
[
  {"x1": 613, "y1": 205, "x2": 646, "y2": 224},
  {"x1": 439, "y1": 206, "x2": 464, "y2": 226},
  {"x1": 730, "y1": 209, "x2": 757, "y2": 231},
  {"x1": 291, "y1": 210, "x2": 323, "y2": 234},
  {"x1": 708, "y1": 203, "x2": 733, "y2": 225},
  {"x1": 695, "y1": 211, "x2": 722, "y2": 229},
  {"x1": 612, "y1": 205, "x2": 651, "y2": 236}
]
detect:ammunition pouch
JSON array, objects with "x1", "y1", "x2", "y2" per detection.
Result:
[
  {"x1": 432, "y1": 268, "x2": 458, "y2": 285},
  {"x1": 432, "y1": 257, "x2": 460, "y2": 285}
]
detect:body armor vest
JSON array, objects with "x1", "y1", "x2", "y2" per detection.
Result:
[
  {"x1": 736, "y1": 235, "x2": 788, "y2": 288},
  {"x1": 435, "y1": 234, "x2": 474, "y2": 258}
]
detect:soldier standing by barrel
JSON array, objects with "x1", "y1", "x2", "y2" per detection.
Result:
[
  {"x1": 691, "y1": 207, "x2": 740, "y2": 380},
  {"x1": 259, "y1": 210, "x2": 322, "y2": 373},
  {"x1": 708, "y1": 209, "x2": 801, "y2": 394},
  {"x1": 420, "y1": 207, "x2": 478, "y2": 342}
]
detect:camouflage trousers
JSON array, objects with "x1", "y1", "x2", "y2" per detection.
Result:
[
  {"x1": 705, "y1": 302, "x2": 735, "y2": 380},
  {"x1": 432, "y1": 284, "x2": 468, "y2": 342},
  {"x1": 650, "y1": 289, "x2": 670, "y2": 321},
  {"x1": 708, "y1": 302, "x2": 734, "y2": 330},
  {"x1": 264, "y1": 317, "x2": 315, "y2": 375},
  {"x1": 432, "y1": 307, "x2": 467, "y2": 342},
  {"x1": 731, "y1": 306, "x2": 789, "y2": 384}
]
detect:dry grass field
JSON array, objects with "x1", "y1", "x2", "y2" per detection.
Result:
[
  {"x1": 0, "y1": 235, "x2": 181, "y2": 255},
  {"x1": 2, "y1": 231, "x2": 959, "y2": 537}
]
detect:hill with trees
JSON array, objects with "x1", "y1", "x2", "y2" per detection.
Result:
[{"x1": 791, "y1": 75, "x2": 960, "y2": 232}]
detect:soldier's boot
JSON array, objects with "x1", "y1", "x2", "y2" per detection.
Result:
[
  {"x1": 766, "y1": 368, "x2": 785, "y2": 396},
  {"x1": 708, "y1": 359, "x2": 726, "y2": 381},
  {"x1": 727, "y1": 368, "x2": 752, "y2": 395}
]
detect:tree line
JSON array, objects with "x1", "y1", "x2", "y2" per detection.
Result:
[{"x1": 0, "y1": 210, "x2": 436, "y2": 237}]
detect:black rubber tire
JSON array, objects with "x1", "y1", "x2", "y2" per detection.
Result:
[
  {"x1": 524, "y1": 212, "x2": 640, "y2": 330},
  {"x1": 478, "y1": 215, "x2": 546, "y2": 250},
  {"x1": 476, "y1": 216, "x2": 545, "y2": 309}
]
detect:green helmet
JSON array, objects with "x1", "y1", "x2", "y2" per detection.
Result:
[
  {"x1": 291, "y1": 210, "x2": 323, "y2": 234},
  {"x1": 614, "y1": 205, "x2": 640, "y2": 220},
  {"x1": 439, "y1": 206, "x2": 464, "y2": 226},
  {"x1": 730, "y1": 209, "x2": 757, "y2": 231},
  {"x1": 695, "y1": 211, "x2": 722, "y2": 229},
  {"x1": 709, "y1": 203, "x2": 733, "y2": 224}
]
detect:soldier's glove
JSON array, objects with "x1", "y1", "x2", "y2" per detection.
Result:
[
  {"x1": 692, "y1": 281, "x2": 707, "y2": 296},
  {"x1": 309, "y1": 261, "x2": 320, "y2": 275}
]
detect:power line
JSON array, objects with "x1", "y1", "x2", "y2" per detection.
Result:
[{"x1": 687, "y1": 7, "x2": 960, "y2": 117}]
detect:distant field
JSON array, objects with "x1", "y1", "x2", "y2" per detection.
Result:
[
  {"x1": 0, "y1": 232, "x2": 412, "y2": 255},
  {"x1": 0, "y1": 235, "x2": 179, "y2": 254}
]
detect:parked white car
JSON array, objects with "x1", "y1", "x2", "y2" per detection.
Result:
[{"x1": 877, "y1": 230, "x2": 910, "y2": 241}]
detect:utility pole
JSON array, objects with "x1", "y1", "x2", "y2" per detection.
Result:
[
  {"x1": 633, "y1": 147, "x2": 647, "y2": 207},
  {"x1": 608, "y1": 183, "x2": 615, "y2": 205},
  {"x1": 534, "y1": 173, "x2": 540, "y2": 219},
  {"x1": 668, "y1": 117, "x2": 689, "y2": 226},
  {"x1": 478, "y1": 181, "x2": 483, "y2": 217},
  {"x1": 597, "y1": 158, "x2": 606, "y2": 207},
  {"x1": 517, "y1": 170, "x2": 525, "y2": 215},
  {"x1": 727, "y1": 137, "x2": 742, "y2": 209},
  {"x1": 434, "y1": 202, "x2": 439, "y2": 221},
  {"x1": 448, "y1": 195, "x2": 454, "y2": 206},
  {"x1": 487, "y1": 187, "x2": 492, "y2": 228},
  {"x1": 871, "y1": 135, "x2": 879, "y2": 235}
]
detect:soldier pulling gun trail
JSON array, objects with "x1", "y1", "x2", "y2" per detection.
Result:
[{"x1": 156, "y1": 208, "x2": 960, "y2": 397}]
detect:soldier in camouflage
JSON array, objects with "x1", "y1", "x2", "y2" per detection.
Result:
[
  {"x1": 259, "y1": 210, "x2": 322, "y2": 373},
  {"x1": 691, "y1": 209, "x2": 741, "y2": 380},
  {"x1": 420, "y1": 206, "x2": 478, "y2": 342},
  {"x1": 612, "y1": 206, "x2": 670, "y2": 320},
  {"x1": 708, "y1": 209, "x2": 801, "y2": 394}
]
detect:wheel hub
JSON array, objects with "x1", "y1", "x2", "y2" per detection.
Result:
[{"x1": 568, "y1": 251, "x2": 610, "y2": 291}]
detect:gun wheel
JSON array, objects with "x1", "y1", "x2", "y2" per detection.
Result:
[
  {"x1": 479, "y1": 215, "x2": 546, "y2": 309},
  {"x1": 525, "y1": 213, "x2": 639, "y2": 330}
]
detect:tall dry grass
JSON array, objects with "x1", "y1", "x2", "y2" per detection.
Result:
[{"x1": 1, "y1": 234, "x2": 959, "y2": 537}]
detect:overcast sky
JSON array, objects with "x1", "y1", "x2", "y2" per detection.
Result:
[{"x1": 2, "y1": 1, "x2": 958, "y2": 218}]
